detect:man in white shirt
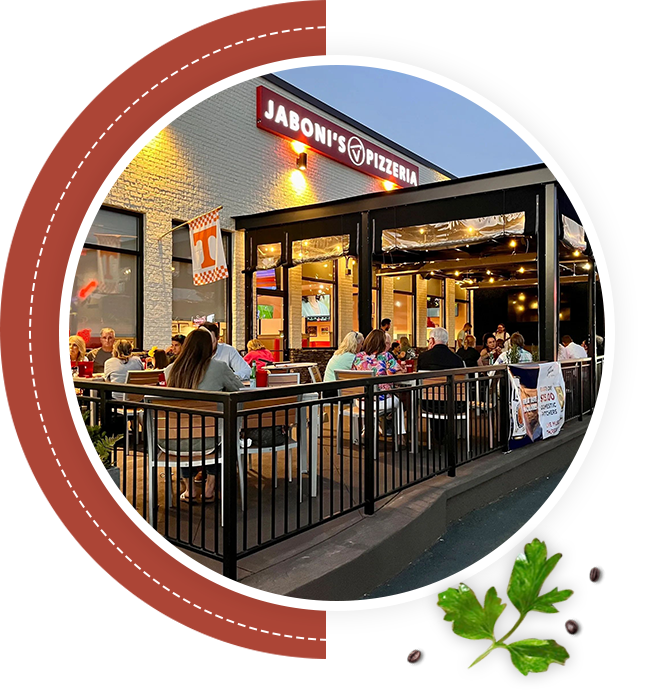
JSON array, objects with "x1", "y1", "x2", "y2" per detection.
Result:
[
  {"x1": 202, "y1": 322, "x2": 251, "y2": 380},
  {"x1": 561, "y1": 335, "x2": 588, "y2": 359}
]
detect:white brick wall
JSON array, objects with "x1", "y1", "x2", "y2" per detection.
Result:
[{"x1": 102, "y1": 76, "x2": 448, "y2": 349}]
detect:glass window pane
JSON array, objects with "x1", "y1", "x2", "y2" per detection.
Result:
[
  {"x1": 393, "y1": 294, "x2": 413, "y2": 342},
  {"x1": 70, "y1": 248, "x2": 137, "y2": 339},
  {"x1": 172, "y1": 226, "x2": 192, "y2": 260},
  {"x1": 302, "y1": 280, "x2": 334, "y2": 347},
  {"x1": 256, "y1": 291, "x2": 284, "y2": 360},
  {"x1": 302, "y1": 261, "x2": 334, "y2": 281},
  {"x1": 256, "y1": 242, "x2": 282, "y2": 270},
  {"x1": 172, "y1": 261, "x2": 227, "y2": 324},
  {"x1": 427, "y1": 277, "x2": 443, "y2": 296},
  {"x1": 86, "y1": 207, "x2": 138, "y2": 251},
  {"x1": 292, "y1": 235, "x2": 349, "y2": 264}
]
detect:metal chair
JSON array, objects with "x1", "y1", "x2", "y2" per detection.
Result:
[
  {"x1": 333, "y1": 369, "x2": 402, "y2": 453},
  {"x1": 143, "y1": 396, "x2": 245, "y2": 526},
  {"x1": 417, "y1": 374, "x2": 471, "y2": 454}
]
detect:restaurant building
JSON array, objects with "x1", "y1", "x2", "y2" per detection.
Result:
[{"x1": 70, "y1": 74, "x2": 453, "y2": 355}]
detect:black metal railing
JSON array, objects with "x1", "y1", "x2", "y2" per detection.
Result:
[{"x1": 75, "y1": 357, "x2": 600, "y2": 580}]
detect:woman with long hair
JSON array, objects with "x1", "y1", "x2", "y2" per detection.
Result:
[
  {"x1": 165, "y1": 328, "x2": 243, "y2": 502},
  {"x1": 323, "y1": 331, "x2": 364, "y2": 382},
  {"x1": 69, "y1": 335, "x2": 87, "y2": 363}
]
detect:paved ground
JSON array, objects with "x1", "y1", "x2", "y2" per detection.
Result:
[{"x1": 363, "y1": 469, "x2": 567, "y2": 599}]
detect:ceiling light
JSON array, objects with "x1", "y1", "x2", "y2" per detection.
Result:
[
  {"x1": 486, "y1": 270, "x2": 492, "y2": 275},
  {"x1": 582, "y1": 262, "x2": 591, "y2": 269},
  {"x1": 454, "y1": 270, "x2": 460, "y2": 276},
  {"x1": 573, "y1": 250, "x2": 580, "y2": 257},
  {"x1": 518, "y1": 267, "x2": 525, "y2": 273},
  {"x1": 489, "y1": 277, "x2": 495, "y2": 283},
  {"x1": 509, "y1": 239, "x2": 517, "y2": 248}
]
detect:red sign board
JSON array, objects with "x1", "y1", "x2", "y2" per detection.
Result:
[{"x1": 256, "y1": 85, "x2": 419, "y2": 188}]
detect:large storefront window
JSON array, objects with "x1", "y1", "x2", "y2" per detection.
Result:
[
  {"x1": 171, "y1": 223, "x2": 230, "y2": 339},
  {"x1": 393, "y1": 275, "x2": 414, "y2": 343},
  {"x1": 352, "y1": 261, "x2": 378, "y2": 333},
  {"x1": 70, "y1": 207, "x2": 141, "y2": 346},
  {"x1": 302, "y1": 262, "x2": 336, "y2": 348},
  {"x1": 256, "y1": 268, "x2": 284, "y2": 360}
]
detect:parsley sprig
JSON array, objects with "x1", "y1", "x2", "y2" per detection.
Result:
[{"x1": 437, "y1": 538, "x2": 573, "y2": 675}]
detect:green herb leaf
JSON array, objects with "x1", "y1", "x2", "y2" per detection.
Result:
[
  {"x1": 505, "y1": 639, "x2": 569, "y2": 675},
  {"x1": 530, "y1": 587, "x2": 573, "y2": 613},
  {"x1": 438, "y1": 584, "x2": 506, "y2": 640},
  {"x1": 507, "y1": 538, "x2": 570, "y2": 614}
]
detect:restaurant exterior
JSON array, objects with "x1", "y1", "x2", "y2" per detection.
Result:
[{"x1": 70, "y1": 74, "x2": 453, "y2": 352}]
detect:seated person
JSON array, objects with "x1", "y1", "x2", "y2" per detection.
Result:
[
  {"x1": 417, "y1": 327, "x2": 465, "y2": 371},
  {"x1": 152, "y1": 348, "x2": 169, "y2": 370},
  {"x1": 478, "y1": 334, "x2": 502, "y2": 366},
  {"x1": 87, "y1": 327, "x2": 115, "y2": 373},
  {"x1": 324, "y1": 331, "x2": 364, "y2": 382},
  {"x1": 166, "y1": 334, "x2": 185, "y2": 363},
  {"x1": 201, "y1": 322, "x2": 251, "y2": 381},
  {"x1": 399, "y1": 336, "x2": 417, "y2": 361},
  {"x1": 561, "y1": 334, "x2": 588, "y2": 359},
  {"x1": 69, "y1": 335, "x2": 88, "y2": 363},
  {"x1": 244, "y1": 339, "x2": 275, "y2": 369},
  {"x1": 353, "y1": 329, "x2": 405, "y2": 436},
  {"x1": 389, "y1": 341, "x2": 402, "y2": 360},
  {"x1": 495, "y1": 332, "x2": 533, "y2": 364},
  {"x1": 457, "y1": 335, "x2": 480, "y2": 367},
  {"x1": 164, "y1": 329, "x2": 244, "y2": 502},
  {"x1": 104, "y1": 340, "x2": 144, "y2": 400}
]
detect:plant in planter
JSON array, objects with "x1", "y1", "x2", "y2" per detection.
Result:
[{"x1": 82, "y1": 411, "x2": 123, "y2": 487}]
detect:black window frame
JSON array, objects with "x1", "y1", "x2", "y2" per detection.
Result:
[{"x1": 79, "y1": 204, "x2": 143, "y2": 349}]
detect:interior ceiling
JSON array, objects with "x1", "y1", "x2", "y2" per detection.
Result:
[{"x1": 376, "y1": 235, "x2": 593, "y2": 287}]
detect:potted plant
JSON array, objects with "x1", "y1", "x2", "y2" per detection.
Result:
[{"x1": 82, "y1": 411, "x2": 123, "y2": 488}]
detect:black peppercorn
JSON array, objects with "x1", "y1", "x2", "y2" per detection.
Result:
[
  {"x1": 565, "y1": 620, "x2": 579, "y2": 634},
  {"x1": 406, "y1": 649, "x2": 422, "y2": 666}
]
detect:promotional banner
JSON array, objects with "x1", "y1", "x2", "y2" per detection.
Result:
[
  {"x1": 508, "y1": 363, "x2": 566, "y2": 449},
  {"x1": 537, "y1": 361, "x2": 566, "y2": 439}
]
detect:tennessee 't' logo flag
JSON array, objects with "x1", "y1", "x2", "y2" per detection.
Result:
[{"x1": 189, "y1": 209, "x2": 228, "y2": 286}]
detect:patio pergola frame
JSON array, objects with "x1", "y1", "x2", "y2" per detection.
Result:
[{"x1": 235, "y1": 163, "x2": 595, "y2": 364}]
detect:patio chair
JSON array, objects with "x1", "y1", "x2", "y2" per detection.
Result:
[
  {"x1": 417, "y1": 374, "x2": 471, "y2": 455},
  {"x1": 267, "y1": 372, "x2": 301, "y2": 387},
  {"x1": 143, "y1": 396, "x2": 245, "y2": 526},
  {"x1": 237, "y1": 394, "x2": 304, "y2": 497},
  {"x1": 116, "y1": 369, "x2": 162, "y2": 456},
  {"x1": 333, "y1": 369, "x2": 403, "y2": 454}
]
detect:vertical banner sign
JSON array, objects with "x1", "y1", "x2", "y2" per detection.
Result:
[
  {"x1": 189, "y1": 209, "x2": 228, "y2": 286},
  {"x1": 508, "y1": 365, "x2": 542, "y2": 450},
  {"x1": 537, "y1": 362, "x2": 566, "y2": 438},
  {"x1": 508, "y1": 363, "x2": 566, "y2": 450}
]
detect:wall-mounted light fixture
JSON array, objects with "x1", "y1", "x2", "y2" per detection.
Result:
[{"x1": 296, "y1": 151, "x2": 307, "y2": 171}]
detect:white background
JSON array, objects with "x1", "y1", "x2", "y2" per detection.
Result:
[{"x1": 327, "y1": 27, "x2": 650, "y2": 687}]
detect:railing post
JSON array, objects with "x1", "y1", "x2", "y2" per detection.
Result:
[
  {"x1": 222, "y1": 396, "x2": 239, "y2": 580},
  {"x1": 446, "y1": 374, "x2": 456, "y2": 477},
  {"x1": 363, "y1": 382, "x2": 376, "y2": 515},
  {"x1": 578, "y1": 360, "x2": 584, "y2": 420},
  {"x1": 500, "y1": 369, "x2": 510, "y2": 450},
  {"x1": 98, "y1": 386, "x2": 108, "y2": 430}
]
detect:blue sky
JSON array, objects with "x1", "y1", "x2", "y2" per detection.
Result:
[{"x1": 275, "y1": 66, "x2": 541, "y2": 179}]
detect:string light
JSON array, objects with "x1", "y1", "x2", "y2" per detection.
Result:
[
  {"x1": 489, "y1": 277, "x2": 495, "y2": 283},
  {"x1": 518, "y1": 267, "x2": 525, "y2": 274},
  {"x1": 509, "y1": 239, "x2": 517, "y2": 248}
]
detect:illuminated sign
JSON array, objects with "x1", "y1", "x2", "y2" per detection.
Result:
[{"x1": 256, "y1": 86, "x2": 419, "y2": 188}]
